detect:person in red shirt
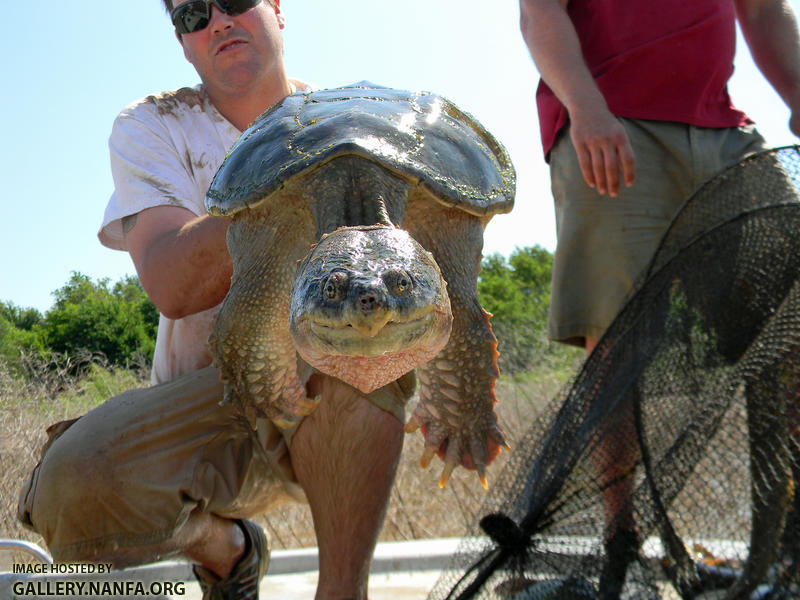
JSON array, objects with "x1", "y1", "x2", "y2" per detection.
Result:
[{"x1": 520, "y1": 0, "x2": 800, "y2": 594}]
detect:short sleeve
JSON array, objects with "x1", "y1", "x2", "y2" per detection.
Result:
[{"x1": 98, "y1": 103, "x2": 201, "y2": 251}]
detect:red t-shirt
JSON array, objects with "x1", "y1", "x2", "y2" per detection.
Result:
[{"x1": 536, "y1": 0, "x2": 752, "y2": 157}]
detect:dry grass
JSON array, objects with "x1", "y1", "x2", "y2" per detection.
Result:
[
  {"x1": 0, "y1": 356, "x2": 579, "y2": 563},
  {"x1": 0, "y1": 354, "x2": 151, "y2": 568}
]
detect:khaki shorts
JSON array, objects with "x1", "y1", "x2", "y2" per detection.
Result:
[
  {"x1": 17, "y1": 365, "x2": 414, "y2": 562},
  {"x1": 547, "y1": 119, "x2": 768, "y2": 346}
]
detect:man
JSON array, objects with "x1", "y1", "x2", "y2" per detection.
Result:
[
  {"x1": 18, "y1": 2, "x2": 412, "y2": 598},
  {"x1": 519, "y1": 0, "x2": 800, "y2": 594}
]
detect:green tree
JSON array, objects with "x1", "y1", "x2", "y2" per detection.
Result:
[
  {"x1": 507, "y1": 245, "x2": 553, "y2": 322},
  {"x1": 0, "y1": 301, "x2": 43, "y2": 331},
  {"x1": 40, "y1": 272, "x2": 157, "y2": 368},
  {"x1": 113, "y1": 275, "x2": 160, "y2": 336},
  {"x1": 478, "y1": 245, "x2": 557, "y2": 375},
  {"x1": 0, "y1": 311, "x2": 46, "y2": 373}
]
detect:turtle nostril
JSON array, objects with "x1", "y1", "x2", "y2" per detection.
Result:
[{"x1": 360, "y1": 294, "x2": 378, "y2": 312}]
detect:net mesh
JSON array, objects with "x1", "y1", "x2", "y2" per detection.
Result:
[{"x1": 426, "y1": 146, "x2": 800, "y2": 600}]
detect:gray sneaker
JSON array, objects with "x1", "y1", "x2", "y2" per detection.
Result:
[{"x1": 193, "y1": 519, "x2": 270, "y2": 600}]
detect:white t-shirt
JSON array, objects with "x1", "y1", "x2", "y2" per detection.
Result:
[{"x1": 99, "y1": 83, "x2": 307, "y2": 384}]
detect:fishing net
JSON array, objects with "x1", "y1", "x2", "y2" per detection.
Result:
[{"x1": 427, "y1": 146, "x2": 800, "y2": 600}]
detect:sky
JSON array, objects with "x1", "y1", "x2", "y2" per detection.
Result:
[{"x1": 1, "y1": 1, "x2": 799, "y2": 314}]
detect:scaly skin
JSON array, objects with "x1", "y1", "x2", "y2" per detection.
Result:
[
  {"x1": 403, "y1": 195, "x2": 509, "y2": 489},
  {"x1": 209, "y1": 194, "x2": 317, "y2": 429}
]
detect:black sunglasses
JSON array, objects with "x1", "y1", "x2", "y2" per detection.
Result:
[{"x1": 171, "y1": 0, "x2": 262, "y2": 35}]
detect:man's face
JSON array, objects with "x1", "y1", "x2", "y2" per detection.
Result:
[{"x1": 175, "y1": 0, "x2": 285, "y2": 97}]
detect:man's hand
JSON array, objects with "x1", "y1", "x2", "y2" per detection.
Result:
[
  {"x1": 569, "y1": 106, "x2": 636, "y2": 197},
  {"x1": 519, "y1": 0, "x2": 635, "y2": 196}
]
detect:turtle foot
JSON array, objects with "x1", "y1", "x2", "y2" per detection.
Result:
[{"x1": 405, "y1": 403, "x2": 508, "y2": 489}]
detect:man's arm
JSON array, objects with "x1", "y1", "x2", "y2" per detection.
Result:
[
  {"x1": 736, "y1": 0, "x2": 800, "y2": 136},
  {"x1": 519, "y1": 0, "x2": 635, "y2": 196},
  {"x1": 124, "y1": 206, "x2": 232, "y2": 320}
]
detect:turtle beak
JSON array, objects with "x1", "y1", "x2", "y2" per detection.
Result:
[
  {"x1": 347, "y1": 281, "x2": 394, "y2": 337},
  {"x1": 349, "y1": 313, "x2": 395, "y2": 337}
]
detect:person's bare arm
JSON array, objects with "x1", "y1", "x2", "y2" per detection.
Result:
[
  {"x1": 519, "y1": 0, "x2": 635, "y2": 196},
  {"x1": 736, "y1": 0, "x2": 800, "y2": 136},
  {"x1": 124, "y1": 206, "x2": 232, "y2": 319}
]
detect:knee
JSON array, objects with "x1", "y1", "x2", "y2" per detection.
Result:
[
  {"x1": 330, "y1": 391, "x2": 405, "y2": 454},
  {"x1": 307, "y1": 374, "x2": 404, "y2": 433},
  {"x1": 42, "y1": 423, "x2": 112, "y2": 495},
  {"x1": 22, "y1": 422, "x2": 113, "y2": 538}
]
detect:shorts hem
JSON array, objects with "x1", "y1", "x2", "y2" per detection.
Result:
[
  {"x1": 48, "y1": 526, "x2": 182, "y2": 564},
  {"x1": 548, "y1": 323, "x2": 608, "y2": 347}
]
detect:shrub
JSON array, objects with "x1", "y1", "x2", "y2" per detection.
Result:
[{"x1": 41, "y1": 273, "x2": 157, "y2": 368}]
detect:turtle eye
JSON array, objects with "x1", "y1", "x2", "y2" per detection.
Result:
[
  {"x1": 322, "y1": 272, "x2": 348, "y2": 302},
  {"x1": 385, "y1": 269, "x2": 413, "y2": 296}
]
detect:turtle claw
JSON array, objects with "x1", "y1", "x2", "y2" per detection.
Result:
[
  {"x1": 295, "y1": 394, "x2": 322, "y2": 414},
  {"x1": 404, "y1": 415, "x2": 421, "y2": 434},
  {"x1": 272, "y1": 390, "x2": 320, "y2": 430},
  {"x1": 272, "y1": 414, "x2": 300, "y2": 430},
  {"x1": 439, "y1": 461, "x2": 457, "y2": 489},
  {"x1": 476, "y1": 463, "x2": 489, "y2": 490},
  {"x1": 420, "y1": 445, "x2": 437, "y2": 469}
]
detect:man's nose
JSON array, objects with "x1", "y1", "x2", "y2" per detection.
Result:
[{"x1": 208, "y1": 5, "x2": 235, "y2": 33}]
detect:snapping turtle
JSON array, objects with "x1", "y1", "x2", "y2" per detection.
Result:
[{"x1": 206, "y1": 82, "x2": 515, "y2": 487}]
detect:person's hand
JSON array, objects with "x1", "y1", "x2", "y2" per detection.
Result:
[{"x1": 568, "y1": 106, "x2": 636, "y2": 197}]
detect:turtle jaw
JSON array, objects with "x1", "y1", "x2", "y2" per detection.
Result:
[
  {"x1": 306, "y1": 310, "x2": 438, "y2": 356},
  {"x1": 294, "y1": 305, "x2": 452, "y2": 393}
]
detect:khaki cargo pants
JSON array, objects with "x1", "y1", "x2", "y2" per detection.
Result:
[{"x1": 17, "y1": 365, "x2": 413, "y2": 562}]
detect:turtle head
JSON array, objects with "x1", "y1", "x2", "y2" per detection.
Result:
[{"x1": 290, "y1": 225, "x2": 452, "y2": 393}]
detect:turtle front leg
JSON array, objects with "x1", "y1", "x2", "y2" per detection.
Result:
[
  {"x1": 209, "y1": 202, "x2": 317, "y2": 430},
  {"x1": 404, "y1": 199, "x2": 509, "y2": 488}
]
